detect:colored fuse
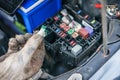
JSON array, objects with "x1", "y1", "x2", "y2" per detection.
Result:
[
  {"x1": 69, "y1": 22, "x2": 74, "y2": 28},
  {"x1": 59, "y1": 32, "x2": 67, "y2": 38},
  {"x1": 59, "y1": 31, "x2": 64, "y2": 36},
  {"x1": 57, "y1": 15, "x2": 61, "y2": 18},
  {"x1": 91, "y1": 20, "x2": 96, "y2": 24},
  {"x1": 79, "y1": 28, "x2": 89, "y2": 39},
  {"x1": 84, "y1": 15, "x2": 89, "y2": 19},
  {"x1": 55, "y1": 28, "x2": 60, "y2": 33},
  {"x1": 69, "y1": 21, "x2": 82, "y2": 32},
  {"x1": 69, "y1": 40, "x2": 76, "y2": 46},
  {"x1": 67, "y1": 29, "x2": 75, "y2": 35},
  {"x1": 63, "y1": 26, "x2": 70, "y2": 32},
  {"x1": 68, "y1": 15, "x2": 74, "y2": 20},
  {"x1": 72, "y1": 42, "x2": 77, "y2": 46},
  {"x1": 70, "y1": 40, "x2": 74, "y2": 45},
  {"x1": 82, "y1": 20, "x2": 93, "y2": 29},
  {"x1": 72, "y1": 32, "x2": 79, "y2": 38},
  {"x1": 61, "y1": 9, "x2": 68, "y2": 16},
  {"x1": 92, "y1": 21, "x2": 100, "y2": 28},
  {"x1": 54, "y1": 16, "x2": 59, "y2": 21},
  {"x1": 75, "y1": 27, "x2": 81, "y2": 33},
  {"x1": 54, "y1": 15, "x2": 61, "y2": 21},
  {"x1": 57, "y1": 30, "x2": 62, "y2": 34},
  {"x1": 60, "y1": 23, "x2": 67, "y2": 28},
  {"x1": 61, "y1": 33, "x2": 67, "y2": 38},
  {"x1": 75, "y1": 24, "x2": 82, "y2": 32},
  {"x1": 62, "y1": 16, "x2": 70, "y2": 25},
  {"x1": 85, "y1": 26, "x2": 94, "y2": 35}
]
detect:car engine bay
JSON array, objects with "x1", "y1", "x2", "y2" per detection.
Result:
[{"x1": 0, "y1": 0, "x2": 120, "y2": 80}]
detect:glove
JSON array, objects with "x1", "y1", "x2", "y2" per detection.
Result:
[{"x1": 0, "y1": 29, "x2": 46, "y2": 80}]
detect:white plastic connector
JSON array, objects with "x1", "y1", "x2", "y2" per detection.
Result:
[{"x1": 37, "y1": 27, "x2": 46, "y2": 37}]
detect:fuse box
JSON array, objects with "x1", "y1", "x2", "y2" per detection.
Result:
[{"x1": 40, "y1": 5, "x2": 102, "y2": 76}]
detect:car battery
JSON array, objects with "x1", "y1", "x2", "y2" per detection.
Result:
[
  {"x1": 43, "y1": 8, "x2": 102, "y2": 67},
  {"x1": 17, "y1": 0, "x2": 62, "y2": 33}
]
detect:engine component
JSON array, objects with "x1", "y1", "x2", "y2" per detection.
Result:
[
  {"x1": 43, "y1": 9, "x2": 101, "y2": 66},
  {"x1": 78, "y1": 28, "x2": 89, "y2": 39},
  {"x1": 43, "y1": 7, "x2": 102, "y2": 76}
]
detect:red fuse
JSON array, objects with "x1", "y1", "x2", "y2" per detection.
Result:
[
  {"x1": 70, "y1": 40, "x2": 74, "y2": 45},
  {"x1": 60, "y1": 23, "x2": 66, "y2": 28},
  {"x1": 70, "y1": 40, "x2": 77, "y2": 46},
  {"x1": 72, "y1": 42, "x2": 77, "y2": 46},
  {"x1": 79, "y1": 28, "x2": 89, "y2": 39},
  {"x1": 63, "y1": 26, "x2": 70, "y2": 32},
  {"x1": 59, "y1": 31, "x2": 64, "y2": 36},
  {"x1": 54, "y1": 16, "x2": 59, "y2": 21},
  {"x1": 61, "y1": 33, "x2": 67, "y2": 38},
  {"x1": 72, "y1": 32, "x2": 79, "y2": 38},
  {"x1": 58, "y1": 31, "x2": 67, "y2": 38},
  {"x1": 84, "y1": 15, "x2": 89, "y2": 19}
]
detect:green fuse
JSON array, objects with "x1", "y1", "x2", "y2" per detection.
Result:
[
  {"x1": 41, "y1": 25, "x2": 47, "y2": 36},
  {"x1": 41, "y1": 25, "x2": 47, "y2": 30},
  {"x1": 57, "y1": 14, "x2": 61, "y2": 18},
  {"x1": 67, "y1": 29, "x2": 75, "y2": 35}
]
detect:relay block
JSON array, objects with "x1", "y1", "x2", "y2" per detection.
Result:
[{"x1": 43, "y1": 5, "x2": 102, "y2": 67}]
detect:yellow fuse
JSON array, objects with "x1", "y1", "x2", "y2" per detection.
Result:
[{"x1": 91, "y1": 20, "x2": 96, "y2": 24}]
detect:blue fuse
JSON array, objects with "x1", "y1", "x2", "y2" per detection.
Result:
[{"x1": 55, "y1": 28, "x2": 61, "y2": 33}]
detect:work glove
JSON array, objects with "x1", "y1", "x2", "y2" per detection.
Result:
[{"x1": 0, "y1": 28, "x2": 46, "y2": 80}]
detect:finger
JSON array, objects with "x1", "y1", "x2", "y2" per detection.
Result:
[
  {"x1": 18, "y1": 29, "x2": 45, "y2": 78},
  {"x1": 7, "y1": 38, "x2": 19, "y2": 53},
  {"x1": 23, "y1": 35, "x2": 45, "y2": 78},
  {"x1": 15, "y1": 35, "x2": 26, "y2": 44},
  {"x1": 0, "y1": 38, "x2": 18, "y2": 62},
  {"x1": 24, "y1": 33, "x2": 32, "y2": 41}
]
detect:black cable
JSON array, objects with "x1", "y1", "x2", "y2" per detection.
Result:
[{"x1": 108, "y1": 38, "x2": 120, "y2": 45}]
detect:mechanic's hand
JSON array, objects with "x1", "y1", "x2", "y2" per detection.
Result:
[{"x1": 0, "y1": 30, "x2": 46, "y2": 80}]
